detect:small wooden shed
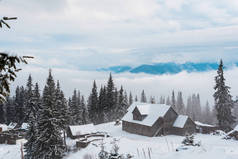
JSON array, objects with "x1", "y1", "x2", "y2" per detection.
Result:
[
  {"x1": 195, "y1": 121, "x2": 219, "y2": 134},
  {"x1": 67, "y1": 124, "x2": 96, "y2": 139},
  {"x1": 227, "y1": 125, "x2": 238, "y2": 140}
]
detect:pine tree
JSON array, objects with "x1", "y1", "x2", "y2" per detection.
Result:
[
  {"x1": 81, "y1": 96, "x2": 90, "y2": 124},
  {"x1": 24, "y1": 75, "x2": 34, "y2": 123},
  {"x1": 186, "y1": 96, "x2": 193, "y2": 119},
  {"x1": 15, "y1": 86, "x2": 25, "y2": 123},
  {"x1": 106, "y1": 73, "x2": 115, "y2": 122},
  {"x1": 135, "y1": 95, "x2": 138, "y2": 102},
  {"x1": 88, "y1": 80, "x2": 98, "y2": 124},
  {"x1": 98, "y1": 86, "x2": 106, "y2": 124},
  {"x1": 213, "y1": 60, "x2": 235, "y2": 131},
  {"x1": 140, "y1": 90, "x2": 147, "y2": 103},
  {"x1": 34, "y1": 70, "x2": 65, "y2": 159},
  {"x1": 55, "y1": 81, "x2": 69, "y2": 130},
  {"x1": 0, "y1": 103, "x2": 4, "y2": 124},
  {"x1": 70, "y1": 89, "x2": 81, "y2": 125},
  {"x1": 129, "y1": 92, "x2": 133, "y2": 105},
  {"x1": 171, "y1": 90, "x2": 176, "y2": 111},
  {"x1": 203, "y1": 101, "x2": 211, "y2": 124},
  {"x1": 150, "y1": 96, "x2": 156, "y2": 104},
  {"x1": 176, "y1": 91, "x2": 185, "y2": 114},
  {"x1": 196, "y1": 94, "x2": 202, "y2": 121},
  {"x1": 24, "y1": 83, "x2": 41, "y2": 159},
  {"x1": 166, "y1": 96, "x2": 171, "y2": 105},
  {"x1": 6, "y1": 97, "x2": 15, "y2": 124},
  {"x1": 117, "y1": 86, "x2": 128, "y2": 119}
]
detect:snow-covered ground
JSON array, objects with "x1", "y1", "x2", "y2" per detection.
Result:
[
  {"x1": 0, "y1": 122, "x2": 238, "y2": 159},
  {"x1": 67, "y1": 122, "x2": 238, "y2": 159}
]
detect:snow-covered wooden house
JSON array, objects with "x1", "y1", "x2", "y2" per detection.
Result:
[{"x1": 122, "y1": 102, "x2": 196, "y2": 137}]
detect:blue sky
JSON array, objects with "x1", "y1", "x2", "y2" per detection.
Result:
[{"x1": 1, "y1": 0, "x2": 238, "y2": 105}]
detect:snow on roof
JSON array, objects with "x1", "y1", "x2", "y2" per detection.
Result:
[
  {"x1": 195, "y1": 121, "x2": 215, "y2": 127},
  {"x1": 0, "y1": 124, "x2": 8, "y2": 131},
  {"x1": 122, "y1": 102, "x2": 171, "y2": 126},
  {"x1": 234, "y1": 125, "x2": 238, "y2": 131},
  {"x1": 136, "y1": 105, "x2": 150, "y2": 115},
  {"x1": 7, "y1": 122, "x2": 17, "y2": 129},
  {"x1": 69, "y1": 124, "x2": 96, "y2": 136},
  {"x1": 21, "y1": 123, "x2": 29, "y2": 130},
  {"x1": 173, "y1": 115, "x2": 188, "y2": 128}
]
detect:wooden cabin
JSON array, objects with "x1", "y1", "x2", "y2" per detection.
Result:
[{"x1": 122, "y1": 102, "x2": 196, "y2": 137}]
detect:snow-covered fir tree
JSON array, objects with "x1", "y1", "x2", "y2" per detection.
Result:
[
  {"x1": 213, "y1": 60, "x2": 235, "y2": 131},
  {"x1": 24, "y1": 82, "x2": 41, "y2": 159},
  {"x1": 106, "y1": 73, "x2": 116, "y2": 122},
  {"x1": 15, "y1": 86, "x2": 25, "y2": 123},
  {"x1": 88, "y1": 80, "x2": 98, "y2": 124},
  {"x1": 176, "y1": 91, "x2": 185, "y2": 114},
  {"x1": 98, "y1": 86, "x2": 107, "y2": 124},
  {"x1": 202, "y1": 101, "x2": 212, "y2": 124},
  {"x1": 116, "y1": 86, "x2": 128, "y2": 119},
  {"x1": 150, "y1": 96, "x2": 156, "y2": 104},
  {"x1": 81, "y1": 95, "x2": 90, "y2": 124},
  {"x1": 70, "y1": 89, "x2": 82, "y2": 125},
  {"x1": 186, "y1": 96, "x2": 193, "y2": 119},
  {"x1": 140, "y1": 90, "x2": 147, "y2": 103},
  {"x1": 34, "y1": 70, "x2": 65, "y2": 159},
  {"x1": 6, "y1": 97, "x2": 15, "y2": 124},
  {"x1": 0, "y1": 103, "x2": 4, "y2": 124},
  {"x1": 166, "y1": 96, "x2": 171, "y2": 105},
  {"x1": 135, "y1": 95, "x2": 138, "y2": 102},
  {"x1": 171, "y1": 90, "x2": 176, "y2": 112},
  {"x1": 129, "y1": 92, "x2": 133, "y2": 105},
  {"x1": 24, "y1": 75, "x2": 34, "y2": 123}
]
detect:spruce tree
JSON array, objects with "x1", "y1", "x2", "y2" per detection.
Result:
[
  {"x1": 88, "y1": 80, "x2": 98, "y2": 124},
  {"x1": 0, "y1": 103, "x2": 4, "y2": 124},
  {"x1": 203, "y1": 101, "x2": 211, "y2": 124},
  {"x1": 176, "y1": 91, "x2": 185, "y2": 114},
  {"x1": 213, "y1": 60, "x2": 235, "y2": 131},
  {"x1": 186, "y1": 96, "x2": 193, "y2": 119},
  {"x1": 15, "y1": 86, "x2": 25, "y2": 123},
  {"x1": 135, "y1": 95, "x2": 138, "y2": 102},
  {"x1": 70, "y1": 90, "x2": 81, "y2": 125},
  {"x1": 129, "y1": 92, "x2": 133, "y2": 105},
  {"x1": 81, "y1": 96, "x2": 90, "y2": 124},
  {"x1": 6, "y1": 97, "x2": 15, "y2": 124},
  {"x1": 34, "y1": 70, "x2": 65, "y2": 159},
  {"x1": 106, "y1": 73, "x2": 115, "y2": 122},
  {"x1": 171, "y1": 90, "x2": 176, "y2": 111},
  {"x1": 24, "y1": 83, "x2": 41, "y2": 159},
  {"x1": 166, "y1": 96, "x2": 171, "y2": 105},
  {"x1": 140, "y1": 90, "x2": 147, "y2": 103},
  {"x1": 24, "y1": 75, "x2": 34, "y2": 123},
  {"x1": 150, "y1": 96, "x2": 156, "y2": 104}
]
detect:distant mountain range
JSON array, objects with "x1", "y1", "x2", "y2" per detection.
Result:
[{"x1": 98, "y1": 62, "x2": 238, "y2": 75}]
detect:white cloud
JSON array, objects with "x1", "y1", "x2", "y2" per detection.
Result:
[{"x1": 10, "y1": 65, "x2": 238, "y2": 108}]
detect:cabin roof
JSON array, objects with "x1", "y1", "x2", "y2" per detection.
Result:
[
  {"x1": 69, "y1": 124, "x2": 96, "y2": 136},
  {"x1": 136, "y1": 105, "x2": 150, "y2": 115},
  {"x1": 173, "y1": 115, "x2": 188, "y2": 128},
  {"x1": 122, "y1": 102, "x2": 170, "y2": 126},
  {"x1": 195, "y1": 121, "x2": 215, "y2": 127}
]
